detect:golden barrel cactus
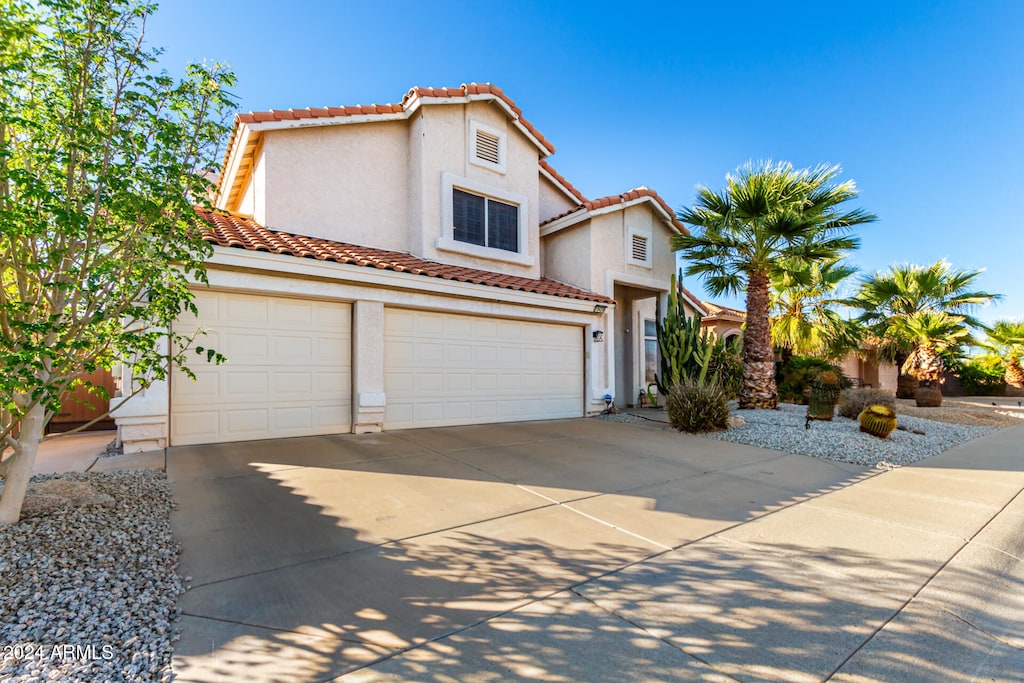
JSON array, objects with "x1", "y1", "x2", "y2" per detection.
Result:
[{"x1": 859, "y1": 404, "x2": 897, "y2": 439}]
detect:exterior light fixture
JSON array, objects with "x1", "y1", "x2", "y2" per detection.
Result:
[
  {"x1": 592, "y1": 329, "x2": 604, "y2": 342},
  {"x1": 593, "y1": 304, "x2": 607, "y2": 314}
]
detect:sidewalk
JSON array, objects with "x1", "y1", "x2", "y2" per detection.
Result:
[{"x1": 27, "y1": 430, "x2": 164, "y2": 474}]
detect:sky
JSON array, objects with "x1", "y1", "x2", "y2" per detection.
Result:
[{"x1": 148, "y1": 0, "x2": 1023, "y2": 325}]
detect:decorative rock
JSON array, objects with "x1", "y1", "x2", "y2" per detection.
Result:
[{"x1": 728, "y1": 415, "x2": 746, "y2": 429}]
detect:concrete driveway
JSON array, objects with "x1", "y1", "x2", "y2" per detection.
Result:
[{"x1": 168, "y1": 417, "x2": 1024, "y2": 682}]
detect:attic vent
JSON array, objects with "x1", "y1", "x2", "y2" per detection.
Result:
[
  {"x1": 631, "y1": 233, "x2": 649, "y2": 262},
  {"x1": 475, "y1": 129, "x2": 501, "y2": 165}
]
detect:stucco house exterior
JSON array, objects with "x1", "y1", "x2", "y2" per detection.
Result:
[{"x1": 112, "y1": 83, "x2": 704, "y2": 452}]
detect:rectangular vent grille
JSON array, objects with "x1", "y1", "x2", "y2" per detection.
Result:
[
  {"x1": 475, "y1": 130, "x2": 501, "y2": 165},
  {"x1": 631, "y1": 234, "x2": 649, "y2": 262}
]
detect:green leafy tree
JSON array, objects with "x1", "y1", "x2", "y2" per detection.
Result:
[
  {"x1": 979, "y1": 320, "x2": 1024, "y2": 396},
  {"x1": 847, "y1": 261, "x2": 1000, "y2": 399},
  {"x1": 0, "y1": 0, "x2": 236, "y2": 524},
  {"x1": 672, "y1": 161, "x2": 875, "y2": 409},
  {"x1": 770, "y1": 257, "x2": 862, "y2": 361}
]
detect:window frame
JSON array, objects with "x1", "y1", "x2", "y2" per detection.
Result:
[{"x1": 438, "y1": 172, "x2": 534, "y2": 266}]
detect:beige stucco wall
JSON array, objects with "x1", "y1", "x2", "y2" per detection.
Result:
[
  {"x1": 539, "y1": 174, "x2": 579, "y2": 223},
  {"x1": 260, "y1": 121, "x2": 409, "y2": 250},
  {"x1": 588, "y1": 205, "x2": 677, "y2": 294},
  {"x1": 541, "y1": 221, "x2": 593, "y2": 291}
]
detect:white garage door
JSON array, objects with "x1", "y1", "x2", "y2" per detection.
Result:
[
  {"x1": 384, "y1": 309, "x2": 583, "y2": 429},
  {"x1": 171, "y1": 290, "x2": 352, "y2": 446}
]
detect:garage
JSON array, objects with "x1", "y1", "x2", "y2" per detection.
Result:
[
  {"x1": 384, "y1": 308, "x2": 584, "y2": 430},
  {"x1": 170, "y1": 290, "x2": 352, "y2": 446}
]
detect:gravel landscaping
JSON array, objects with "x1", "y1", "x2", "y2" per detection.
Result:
[
  {"x1": 0, "y1": 470, "x2": 182, "y2": 683},
  {"x1": 706, "y1": 403, "x2": 998, "y2": 469}
]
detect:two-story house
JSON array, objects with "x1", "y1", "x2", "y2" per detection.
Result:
[{"x1": 113, "y1": 83, "x2": 704, "y2": 452}]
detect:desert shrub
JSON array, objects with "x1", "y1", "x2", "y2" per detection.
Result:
[
  {"x1": 710, "y1": 342, "x2": 743, "y2": 400},
  {"x1": 776, "y1": 356, "x2": 848, "y2": 405},
  {"x1": 948, "y1": 358, "x2": 1005, "y2": 396},
  {"x1": 666, "y1": 378, "x2": 730, "y2": 433},
  {"x1": 838, "y1": 387, "x2": 897, "y2": 419}
]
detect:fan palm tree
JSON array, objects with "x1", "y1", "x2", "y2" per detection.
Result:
[
  {"x1": 771, "y1": 257, "x2": 863, "y2": 361},
  {"x1": 848, "y1": 261, "x2": 1000, "y2": 398},
  {"x1": 979, "y1": 320, "x2": 1024, "y2": 396},
  {"x1": 672, "y1": 161, "x2": 876, "y2": 408},
  {"x1": 890, "y1": 311, "x2": 972, "y2": 406}
]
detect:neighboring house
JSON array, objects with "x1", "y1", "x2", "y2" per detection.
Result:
[
  {"x1": 112, "y1": 83, "x2": 704, "y2": 452},
  {"x1": 699, "y1": 301, "x2": 744, "y2": 348},
  {"x1": 699, "y1": 301, "x2": 898, "y2": 391}
]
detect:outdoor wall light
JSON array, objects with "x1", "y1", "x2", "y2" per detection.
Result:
[
  {"x1": 593, "y1": 304, "x2": 607, "y2": 314},
  {"x1": 592, "y1": 329, "x2": 604, "y2": 342}
]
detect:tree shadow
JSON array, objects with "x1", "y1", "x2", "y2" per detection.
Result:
[{"x1": 167, "y1": 419, "x2": 1024, "y2": 682}]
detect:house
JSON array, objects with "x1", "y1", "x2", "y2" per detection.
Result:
[
  {"x1": 112, "y1": 83, "x2": 704, "y2": 452},
  {"x1": 699, "y1": 301, "x2": 898, "y2": 391}
]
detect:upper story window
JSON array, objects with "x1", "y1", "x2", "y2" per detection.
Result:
[
  {"x1": 438, "y1": 173, "x2": 534, "y2": 266},
  {"x1": 626, "y1": 226, "x2": 652, "y2": 268},
  {"x1": 453, "y1": 189, "x2": 519, "y2": 252},
  {"x1": 469, "y1": 120, "x2": 506, "y2": 174}
]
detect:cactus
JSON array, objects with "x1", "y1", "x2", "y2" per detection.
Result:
[
  {"x1": 858, "y1": 404, "x2": 898, "y2": 439},
  {"x1": 655, "y1": 273, "x2": 721, "y2": 394}
]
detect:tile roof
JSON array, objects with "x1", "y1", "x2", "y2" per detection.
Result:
[
  {"x1": 194, "y1": 207, "x2": 614, "y2": 306},
  {"x1": 540, "y1": 187, "x2": 688, "y2": 234},
  {"x1": 701, "y1": 301, "x2": 746, "y2": 320},
  {"x1": 218, "y1": 83, "x2": 554, "y2": 204},
  {"x1": 538, "y1": 159, "x2": 588, "y2": 203}
]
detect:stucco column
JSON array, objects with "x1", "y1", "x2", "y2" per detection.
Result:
[
  {"x1": 352, "y1": 300, "x2": 386, "y2": 433},
  {"x1": 110, "y1": 337, "x2": 170, "y2": 453}
]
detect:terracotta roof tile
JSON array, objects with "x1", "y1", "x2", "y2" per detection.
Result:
[
  {"x1": 539, "y1": 159, "x2": 588, "y2": 203},
  {"x1": 701, "y1": 301, "x2": 746, "y2": 320},
  {"x1": 539, "y1": 186, "x2": 688, "y2": 234},
  {"x1": 194, "y1": 207, "x2": 613, "y2": 306}
]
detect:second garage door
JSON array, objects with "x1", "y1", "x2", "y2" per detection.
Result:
[
  {"x1": 384, "y1": 309, "x2": 583, "y2": 429},
  {"x1": 170, "y1": 290, "x2": 352, "y2": 446}
]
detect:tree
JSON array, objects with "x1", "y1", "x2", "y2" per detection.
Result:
[
  {"x1": 894, "y1": 311, "x2": 972, "y2": 406},
  {"x1": 770, "y1": 257, "x2": 862, "y2": 361},
  {"x1": 847, "y1": 261, "x2": 1000, "y2": 399},
  {"x1": 672, "y1": 161, "x2": 876, "y2": 409},
  {"x1": 0, "y1": 0, "x2": 236, "y2": 524},
  {"x1": 979, "y1": 320, "x2": 1024, "y2": 396}
]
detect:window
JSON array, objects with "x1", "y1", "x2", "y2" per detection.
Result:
[
  {"x1": 469, "y1": 120, "x2": 506, "y2": 173},
  {"x1": 644, "y1": 319, "x2": 658, "y2": 383},
  {"x1": 627, "y1": 226, "x2": 653, "y2": 268},
  {"x1": 438, "y1": 172, "x2": 533, "y2": 266},
  {"x1": 453, "y1": 189, "x2": 519, "y2": 253}
]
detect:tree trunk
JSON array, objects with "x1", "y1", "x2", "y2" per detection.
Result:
[
  {"x1": 894, "y1": 349, "x2": 918, "y2": 399},
  {"x1": 0, "y1": 403, "x2": 45, "y2": 526},
  {"x1": 740, "y1": 272, "x2": 777, "y2": 409}
]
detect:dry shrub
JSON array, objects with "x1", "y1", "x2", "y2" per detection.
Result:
[
  {"x1": 666, "y1": 379, "x2": 730, "y2": 433},
  {"x1": 838, "y1": 387, "x2": 897, "y2": 419}
]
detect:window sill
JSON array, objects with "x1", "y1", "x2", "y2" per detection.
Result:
[{"x1": 435, "y1": 237, "x2": 536, "y2": 267}]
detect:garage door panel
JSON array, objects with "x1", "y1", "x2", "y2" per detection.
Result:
[
  {"x1": 171, "y1": 291, "x2": 352, "y2": 446},
  {"x1": 384, "y1": 309, "x2": 583, "y2": 430}
]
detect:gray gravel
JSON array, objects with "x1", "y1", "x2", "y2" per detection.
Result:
[
  {"x1": 594, "y1": 412, "x2": 650, "y2": 424},
  {"x1": 0, "y1": 470, "x2": 182, "y2": 682},
  {"x1": 705, "y1": 403, "x2": 997, "y2": 469}
]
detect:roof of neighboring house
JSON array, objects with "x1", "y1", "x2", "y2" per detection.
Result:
[
  {"x1": 218, "y1": 83, "x2": 555, "y2": 205},
  {"x1": 539, "y1": 187, "x2": 688, "y2": 235},
  {"x1": 194, "y1": 207, "x2": 615, "y2": 306},
  {"x1": 701, "y1": 301, "x2": 746, "y2": 322},
  {"x1": 682, "y1": 289, "x2": 710, "y2": 317}
]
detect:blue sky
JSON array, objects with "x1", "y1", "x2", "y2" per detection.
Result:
[{"x1": 149, "y1": 0, "x2": 1023, "y2": 324}]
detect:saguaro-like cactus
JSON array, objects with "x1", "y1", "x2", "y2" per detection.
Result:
[{"x1": 655, "y1": 274, "x2": 719, "y2": 394}]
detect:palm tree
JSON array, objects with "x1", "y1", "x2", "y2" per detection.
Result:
[
  {"x1": 848, "y1": 261, "x2": 1000, "y2": 399},
  {"x1": 770, "y1": 257, "x2": 863, "y2": 361},
  {"x1": 891, "y1": 311, "x2": 972, "y2": 406},
  {"x1": 672, "y1": 161, "x2": 876, "y2": 409},
  {"x1": 980, "y1": 320, "x2": 1024, "y2": 396}
]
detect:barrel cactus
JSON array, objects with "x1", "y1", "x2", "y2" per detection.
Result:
[{"x1": 858, "y1": 404, "x2": 897, "y2": 439}]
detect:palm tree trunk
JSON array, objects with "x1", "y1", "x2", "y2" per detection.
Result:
[
  {"x1": 1005, "y1": 358, "x2": 1024, "y2": 397},
  {"x1": 740, "y1": 271, "x2": 777, "y2": 409},
  {"x1": 894, "y1": 349, "x2": 918, "y2": 399}
]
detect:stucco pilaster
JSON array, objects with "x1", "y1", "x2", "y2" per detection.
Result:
[{"x1": 352, "y1": 300, "x2": 386, "y2": 433}]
